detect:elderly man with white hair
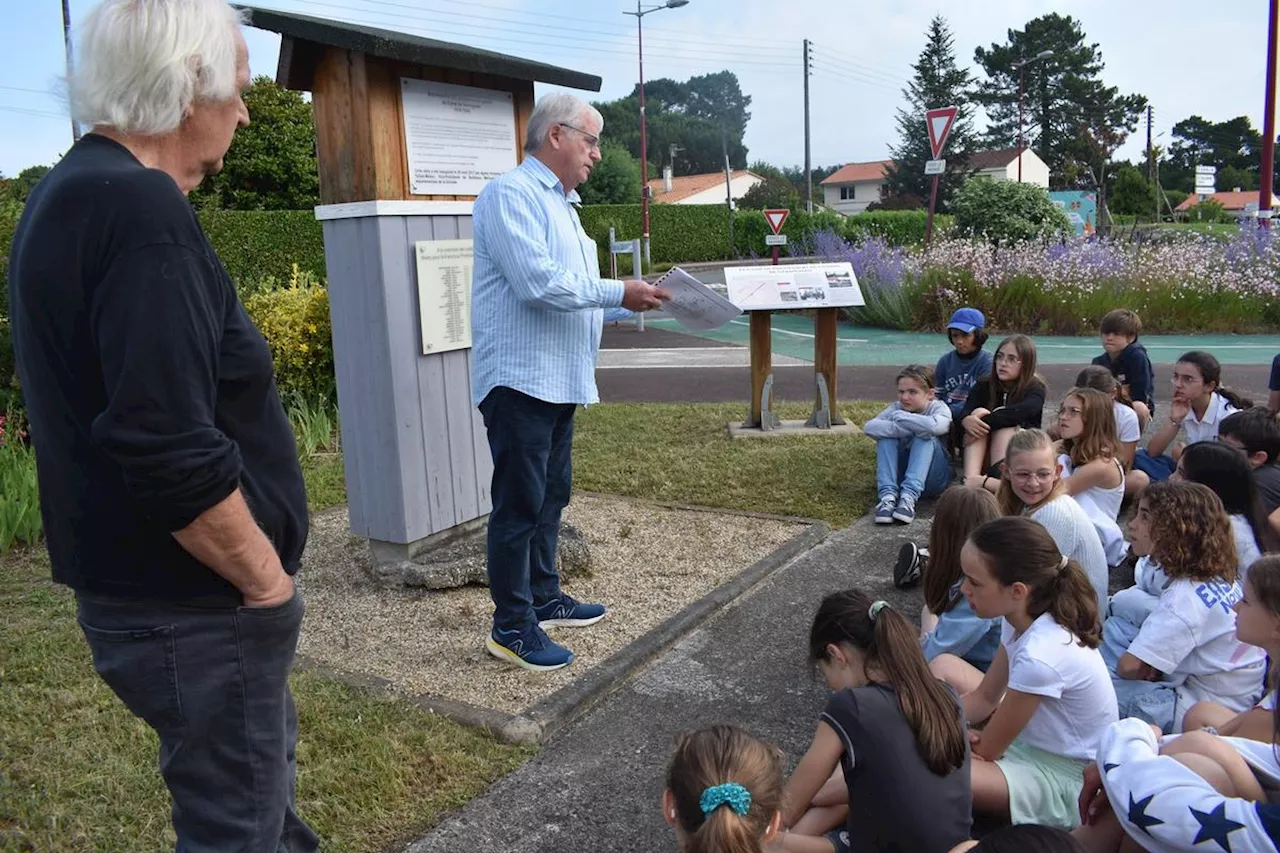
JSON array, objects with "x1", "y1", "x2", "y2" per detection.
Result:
[
  {"x1": 8, "y1": 0, "x2": 317, "y2": 848},
  {"x1": 471, "y1": 92, "x2": 669, "y2": 672}
]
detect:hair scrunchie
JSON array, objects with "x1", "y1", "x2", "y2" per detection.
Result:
[
  {"x1": 868, "y1": 600, "x2": 890, "y2": 621},
  {"x1": 700, "y1": 782, "x2": 752, "y2": 817},
  {"x1": 1057, "y1": 555, "x2": 1069, "y2": 575}
]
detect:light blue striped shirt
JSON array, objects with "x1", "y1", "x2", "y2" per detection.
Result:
[{"x1": 470, "y1": 155, "x2": 628, "y2": 407}]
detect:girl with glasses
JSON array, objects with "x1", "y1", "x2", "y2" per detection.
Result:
[
  {"x1": 1056, "y1": 387, "x2": 1128, "y2": 567},
  {"x1": 959, "y1": 334, "x2": 1046, "y2": 495}
]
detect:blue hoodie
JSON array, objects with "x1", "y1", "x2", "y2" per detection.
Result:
[{"x1": 935, "y1": 348, "x2": 994, "y2": 419}]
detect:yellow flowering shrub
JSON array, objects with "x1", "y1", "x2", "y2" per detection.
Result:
[{"x1": 243, "y1": 265, "x2": 335, "y2": 401}]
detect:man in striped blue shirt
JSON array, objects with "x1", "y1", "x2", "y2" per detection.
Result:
[{"x1": 471, "y1": 93, "x2": 669, "y2": 672}]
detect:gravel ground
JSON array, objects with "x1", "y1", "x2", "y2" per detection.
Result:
[{"x1": 295, "y1": 494, "x2": 807, "y2": 715}]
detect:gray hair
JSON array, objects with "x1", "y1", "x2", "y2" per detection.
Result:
[
  {"x1": 523, "y1": 93, "x2": 603, "y2": 154},
  {"x1": 69, "y1": 0, "x2": 246, "y2": 135}
]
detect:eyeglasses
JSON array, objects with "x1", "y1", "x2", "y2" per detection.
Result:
[
  {"x1": 994, "y1": 353, "x2": 1021, "y2": 365},
  {"x1": 1058, "y1": 405, "x2": 1083, "y2": 418},
  {"x1": 559, "y1": 123, "x2": 601, "y2": 151},
  {"x1": 1010, "y1": 470, "x2": 1055, "y2": 484}
]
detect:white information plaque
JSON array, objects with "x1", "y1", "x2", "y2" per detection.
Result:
[
  {"x1": 415, "y1": 239, "x2": 474, "y2": 355},
  {"x1": 724, "y1": 262, "x2": 865, "y2": 312},
  {"x1": 400, "y1": 79, "x2": 517, "y2": 195}
]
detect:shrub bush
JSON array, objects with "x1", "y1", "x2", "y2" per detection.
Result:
[
  {"x1": 242, "y1": 265, "x2": 336, "y2": 401},
  {"x1": 951, "y1": 179, "x2": 1072, "y2": 246},
  {"x1": 199, "y1": 209, "x2": 327, "y2": 287}
]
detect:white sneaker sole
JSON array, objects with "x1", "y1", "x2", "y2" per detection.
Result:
[
  {"x1": 874, "y1": 515, "x2": 894, "y2": 525},
  {"x1": 484, "y1": 637, "x2": 573, "y2": 672},
  {"x1": 891, "y1": 510, "x2": 915, "y2": 523},
  {"x1": 538, "y1": 612, "x2": 607, "y2": 629}
]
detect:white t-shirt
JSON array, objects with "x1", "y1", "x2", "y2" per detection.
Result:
[
  {"x1": 1182, "y1": 393, "x2": 1238, "y2": 445},
  {"x1": 1002, "y1": 613, "x2": 1118, "y2": 761},
  {"x1": 1231, "y1": 515, "x2": 1263, "y2": 582},
  {"x1": 1126, "y1": 578, "x2": 1267, "y2": 714},
  {"x1": 1028, "y1": 495, "x2": 1110, "y2": 617},
  {"x1": 1114, "y1": 402, "x2": 1140, "y2": 444}
]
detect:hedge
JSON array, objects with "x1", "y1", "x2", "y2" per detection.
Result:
[{"x1": 198, "y1": 209, "x2": 327, "y2": 285}]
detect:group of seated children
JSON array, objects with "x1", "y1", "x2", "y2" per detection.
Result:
[{"x1": 658, "y1": 311, "x2": 1280, "y2": 853}]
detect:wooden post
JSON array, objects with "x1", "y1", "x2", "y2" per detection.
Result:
[
  {"x1": 748, "y1": 311, "x2": 773, "y2": 427},
  {"x1": 813, "y1": 308, "x2": 844, "y2": 425}
]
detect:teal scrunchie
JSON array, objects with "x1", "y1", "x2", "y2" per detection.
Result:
[{"x1": 699, "y1": 782, "x2": 752, "y2": 817}]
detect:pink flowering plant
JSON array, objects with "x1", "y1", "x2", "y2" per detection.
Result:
[{"x1": 812, "y1": 220, "x2": 1280, "y2": 334}]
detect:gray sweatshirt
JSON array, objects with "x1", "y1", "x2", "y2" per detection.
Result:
[{"x1": 862, "y1": 400, "x2": 953, "y2": 440}]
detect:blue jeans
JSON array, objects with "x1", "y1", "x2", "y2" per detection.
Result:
[
  {"x1": 1133, "y1": 448, "x2": 1177, "y2": 481},
  {"x1": 875, "y1": 434, "x2": 951, "y2": 500},
  {"x1": 75, "y1": 591, "x2": 318, "y2": 853},
  {"x1": 479, "y1": 386, "x2": 575, "y2": 632}
]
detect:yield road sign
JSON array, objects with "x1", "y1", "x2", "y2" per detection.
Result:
[
  {"x1": 925, "y1": 106, "x2": 959, "y2": 159},
  {"x1": 763, "y1": 208, "x2": 790, "y2": 235}
]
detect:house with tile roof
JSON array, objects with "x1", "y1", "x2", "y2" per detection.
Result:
[
  {"x1": 820, "y1": 148, "x2": 1050, "y2": 214},
  {"x1": 1173, "y1": 189, "x2": 1261, "y2": 218},
  {"x1": 645, "y1": 168, "x2": 765, "y2": 206}
]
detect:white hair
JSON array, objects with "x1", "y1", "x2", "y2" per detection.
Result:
[
  {"x1": 524, "y1": 93, "x2": 603, "y2": 154},
  {"x1": 69, "y1": 0, "x2": 246, "y2": 135}
]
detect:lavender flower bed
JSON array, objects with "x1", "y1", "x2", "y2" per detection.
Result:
[{"x1": 806, "y1": 223, "x2": 1280, "y2": 335}]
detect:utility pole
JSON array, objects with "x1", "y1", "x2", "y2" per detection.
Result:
[
  {"x1": 1147, "y1": 105, "x2": 1157, "y2": 222},
  {"x1": 803, "y1": 39, "x2": 812, "y2": 212},
  {"x1": 1260, "y1": 0, "x2": 1277, "y2": 228},
  {"x1": 62, "y1": 0, "x2": 80, "y2": 142}
]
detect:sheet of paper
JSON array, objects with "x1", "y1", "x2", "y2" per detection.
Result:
[{"x1": 652, "y1": 267, "x2": 743, "y2": 331}]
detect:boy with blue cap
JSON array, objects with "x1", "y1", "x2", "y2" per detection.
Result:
[{"x1": 935, "y1": 307, "x2": 993, "y2": 421}]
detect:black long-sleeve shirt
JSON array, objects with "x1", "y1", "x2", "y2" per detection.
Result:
[
  {"x1": 960, "y1": 377, "x2": 1047, "y2": 431},
  {"x1": 9, "y1": 134, "x2": 307, "y2": 602}
]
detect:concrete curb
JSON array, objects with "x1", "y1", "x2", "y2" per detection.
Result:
[
  {"x1": 513, "y1": 519, "x2": 830, "y2": 744},
  {"x1": 295, "y1": 516, "x2": 830, "y2": 746}
]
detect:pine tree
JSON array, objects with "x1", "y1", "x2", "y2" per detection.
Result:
[{"x1": 882, "y1": 16, "x2": 977, "y2": 210}]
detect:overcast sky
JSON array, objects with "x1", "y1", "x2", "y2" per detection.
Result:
[{"x1": 2, "y1": 0, "x2": 1274, "y2": 177}]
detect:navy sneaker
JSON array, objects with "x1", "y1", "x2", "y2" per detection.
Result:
[
  {"x1": 874, "y1": 494, "x2": 897, "y2": 524},
  {"x1": 892, "y1": 492, "x2": 918, "y2": 524},
  {"x1": 534, "y1": 594, "x2": 607, "y2": 628},
  {"x1": 486, "y1": 624, "x2": 574, "y2": 672},
  {"x1": 894, "y1": 542, "x2": 926, "y2": 588}
]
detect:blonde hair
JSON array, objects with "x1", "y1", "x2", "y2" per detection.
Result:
[{"x1": 996, "y1": 428, "x2": 1064, "y2": 516}]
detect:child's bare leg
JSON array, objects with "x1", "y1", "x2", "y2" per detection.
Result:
[
  {"x1": 1181, "y1": 701, "x2": 1238, "y2": 733},
  {"x1": 791, "y1": 805, "x2": 848, "y2": 837},
  {"x1": 1161, "y1": 731, "x2": 1264, "y2": 801},
  {"x1": 962, "y1": 434, "x2": 988, "y2": 478},
  {"x1": 810, "y1": 767, "x2": 847, "y2": 807},
  {"x1": 775, "y1": 832, "x2": 837, "y2": 853},
  {"x1": 921, "y1": 606, "x2": 939, "y2": 638},
  {"x1": 971, "y1": 759, "x2": 1011, "y2": 821},
  {"x1": 929, "y1": 653, "x2": 986, "y2": 697},
  {"x1": 1133, "y1": 402, "x2": 1150, "y2": 432},
  {"x1": 1124, "y1": 469, "x2": 1149, "y2": 500},
  {"x1": 1171, "y1": 754, "x2": 1241, "y2": 797},
  {"x1": 987, "y1": 427, "x2": 1017, "y2": 471},
  {"x1": 1072, "y1": 808, "x2": 1129, "y2": 853}
]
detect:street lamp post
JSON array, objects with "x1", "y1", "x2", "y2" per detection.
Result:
[
  {"x1": 1014, "y1": 49, "x2": 1053, "y2": 183},
  {"x1": 625, "y1": 0, "x2": 689, "y2": 267}
]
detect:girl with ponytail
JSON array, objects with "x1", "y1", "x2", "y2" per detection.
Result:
[
  {"x1": 664, "y1": 724, "x2": 784, "y2": 853},
  {"x1": 931, "y1": 517, "x2": 1118, "y2": 830},
  {"x1": 777, "y1": 589, "x2": 972, "y2": 852}
]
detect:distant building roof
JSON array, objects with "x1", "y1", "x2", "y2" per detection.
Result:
[
  {"x1": 966, "y1": 148, "x2": 1025, "y2": 170},
  {"x1": 1174, "y1": 190, "x2": 1259, "y2": 212},
  {"x1": 647, "y1": 170, "x2": 761, "y2": 203},
  {"x1": 237, "y1": 5, "x2": 602, "y2": 92},
  {"x1": 821, "y1": 160, "x2": 893, "y2": 185}
]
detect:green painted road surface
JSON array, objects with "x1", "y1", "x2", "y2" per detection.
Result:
[{"x1": 644, "y1": 315, "x2": 1279, "y2": 366}]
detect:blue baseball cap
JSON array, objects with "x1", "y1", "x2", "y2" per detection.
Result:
[{"x1": 947, "y1": 308, "x2": 985, "y2": 334}]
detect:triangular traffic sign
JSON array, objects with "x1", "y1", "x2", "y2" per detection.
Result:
[
  {"x1": 763, "y1": 208, "x2": 789, "y2": 235},
  {"x1": 925, "y1": 106, "x2": 959, "y2": 160}
]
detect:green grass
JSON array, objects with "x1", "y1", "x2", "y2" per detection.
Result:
[
  {"x1": 0, "y1": 546, "x2": 533, "y2": 853},
  {"x1": 0, "y1": 399, "x2": 882, "y2": 851}
]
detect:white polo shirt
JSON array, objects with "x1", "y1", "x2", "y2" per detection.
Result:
[{"x1": 1181, "y1": 393, "x2": 1238, "y2": 445}]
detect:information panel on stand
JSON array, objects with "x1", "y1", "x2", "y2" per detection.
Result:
[
  {"x1": 415, "y1": 239, "x2": 474, "y2": 355},
  {"x1": 724, "y1": 262, "x2": 865, "y2": 312}
]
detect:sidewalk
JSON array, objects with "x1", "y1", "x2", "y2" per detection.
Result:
[{"x1": 406, "y1": 512, "x2": 926, "y2": 853}]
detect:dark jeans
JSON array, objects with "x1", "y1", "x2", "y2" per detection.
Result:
[
  {"x1": 75, "y1": 590, "x2": 318, "y2": 853},
  {"x1": 479, "y1": 386, "x2": 575, "y2": 632}
]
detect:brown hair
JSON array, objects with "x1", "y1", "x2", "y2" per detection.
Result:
[
  {"x1": 986, "y1": 334, "x2": 1042, "y2": 408},
  {"x1": 666, "y1": 724, "x2": 784, "y2": 853},
  {"x1": 996, "y1": 428, "x2": 1065, "y2": 516},
  {"x1": 1100, "y1": 308, "x2": 1142, "y2": 340},
  {"x1": 1075, "y1": 365, "x2": 1134, "y2": 409},
  {"x1": 1139, "y1": 480, "x2": 1238, "y2": 583},
  {"x1": 969, "y1": 516, "x2": 1101, "y2": 647},
  {"x1": 925, "y1": 487, "x2": 1001, "y2": 615},
  {"x1": 1061, "y1": 387, "x2": 1119, "y2": 470},
  {"x1": 1244, "y1": 556, "x2": 1280, "y2": 752},
  {"x1": 896, "y1": 363, "x2": 935, "y2": 393},
  {"x1": 809, "y1": 590, "x2": 967, "y2": 775}
]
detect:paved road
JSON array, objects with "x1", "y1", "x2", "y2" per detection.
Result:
[{"x1": 598, "y1": 326, "x2": 1275, "y2": 406}]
